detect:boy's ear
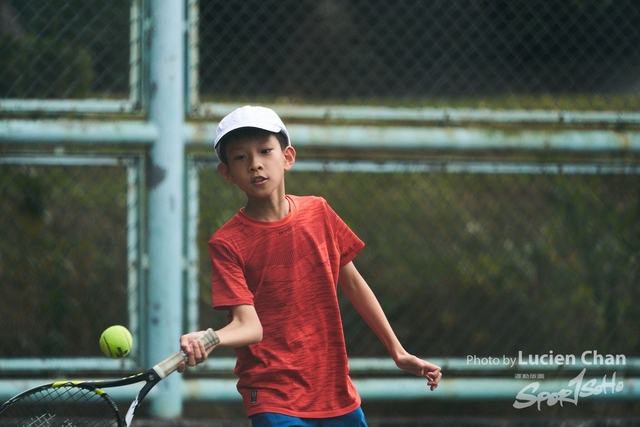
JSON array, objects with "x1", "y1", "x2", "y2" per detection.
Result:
[
  {"x1": 217, "y1": 162, "x2": 236, "y2": 184},
  {"x1": 283, "y1": 146, "x2": 296, "y2": 171}
]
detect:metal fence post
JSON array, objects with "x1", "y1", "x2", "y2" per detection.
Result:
[{"x1": 147, "y1": 0, "x2": 186, "y2": 419}]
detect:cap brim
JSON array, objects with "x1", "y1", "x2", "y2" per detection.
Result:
[{"x1": 214, "y1": 123, "x2": 284, "y2": 148}]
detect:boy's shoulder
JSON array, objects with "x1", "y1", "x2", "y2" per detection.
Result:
[{"x1": 288, "y1": 194, "x2": 327, "y2": 209}]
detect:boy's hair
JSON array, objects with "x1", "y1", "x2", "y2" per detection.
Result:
[{"x1": 218, "y1": 127, "x2": 289, "y2": 165}]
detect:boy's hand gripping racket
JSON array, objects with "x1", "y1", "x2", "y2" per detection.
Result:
[{"x1": 0, "y1": 328, "x2": 219, "y2": 427}]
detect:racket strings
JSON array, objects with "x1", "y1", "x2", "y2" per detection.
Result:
[{"x1": 0, "y1": 384, "x2": 121, "y2": 427}]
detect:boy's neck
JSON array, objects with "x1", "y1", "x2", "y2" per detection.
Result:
[{"x1": 243, "y1": 195, "x2": 290, "y2": 221}]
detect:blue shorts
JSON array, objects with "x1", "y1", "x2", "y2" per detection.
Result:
[{"x1": 250, "y1": 407, "x2": 368, "y2": 427}]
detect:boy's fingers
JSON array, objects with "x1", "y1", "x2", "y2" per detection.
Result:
[
  {"x1": 194, "y1": 341, "x2": 206, "y2": 359},
  {"x1": 425, "y1": 369, "x2": 442, "y2": 391},
  {"x1": 187, "y1": 340, "x2": 209, "y2": 365}
]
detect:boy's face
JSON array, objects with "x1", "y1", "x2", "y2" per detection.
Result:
[{"x1": 217, "y1": 134, "x2": 295, "y2": 199}]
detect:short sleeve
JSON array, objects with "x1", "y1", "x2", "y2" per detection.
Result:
[
  {"x1": 208, "y1": 239, "x2": 254, "y2": 310},
  {"x1": 321, "y1": 198, "x2": 365, "y2": 267}
]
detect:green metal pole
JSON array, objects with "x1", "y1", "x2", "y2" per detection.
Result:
[{"x1": 147, "y1": 0, "x2": 186, "y2": 419}]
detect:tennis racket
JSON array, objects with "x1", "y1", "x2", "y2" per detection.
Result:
[{"x1": 0, "y1": 328, "x2": 219, "y2": 427}]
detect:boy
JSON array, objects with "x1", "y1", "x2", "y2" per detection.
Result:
[{"x1": 179, "y1": 106, "x2": 442, "y2": 426}]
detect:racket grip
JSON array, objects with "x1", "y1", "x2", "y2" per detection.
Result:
[{"x1": 153, "y1": 328, "x2": 220, "y2": 379}]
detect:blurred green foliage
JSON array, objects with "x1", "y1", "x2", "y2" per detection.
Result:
[
  {"x1": 197, "y1": 164, "x2": 640, "y2": 358},
  {"x1": 199, "y1": 0, "x2": 640, "y2": 109},
  {"x1": 0, "y1": 36, "x2": 94, "y2": 98},
  {"x1": 0, "y1": 158, "x2": 638, "y2": 361},
  {"x1": 1, "y1": 0, "x2": 130, "y2": 99},
  {"x1": 0, "y1": 165, "x2": 129, "y2": 358}
]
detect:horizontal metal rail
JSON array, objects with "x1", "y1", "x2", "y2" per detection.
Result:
[
  {"x1": 4, "y1": 101, "x2": 639, "y2": 125},
  {"x1": 292, "y1": 161, "x2": 640, "y2": 175},
  {"x1": 1, "y1": 120, "x2": 639, "y2": 153},
  {"x1": 0, "y1": 120, "x2": 157, "y2": 144},
  {"x1": 0, "y1": 357, "x2": 640, "y2": 401},
  {"x1": 0, "y1": 100, "x2": 138, "y2": 114},
  {"x1": 0, "y1": 155, "x2": 136, "y2": 166},
  {"x1": 2, "y1": 357, "x2": 638, "y2": 375},
  {"x1": 1, "y1": 376, "x2": 638, "y2": 403},
  {"x1": 198, "y1": 103, "x2": 640, "y2": 125},
  {"x1": 186, "y1": 123, "x2": 640, "y2": 152}
]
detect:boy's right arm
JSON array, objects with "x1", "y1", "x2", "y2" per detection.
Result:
[{"x1": 178, "y1": 304, "x2": 262, "y2": 372}]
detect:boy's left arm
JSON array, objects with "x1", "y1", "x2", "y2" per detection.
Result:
[{"x1": 339, "y1": 261, "x2": 442, "y2": 391}]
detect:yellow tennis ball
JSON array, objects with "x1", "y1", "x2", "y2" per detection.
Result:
[{"x1": 100, "y1": 325, "x2": 133, "y2": 359}]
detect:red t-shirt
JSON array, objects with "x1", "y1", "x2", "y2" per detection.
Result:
[{"x1": 208, "y1": 195, "x2": 365, "y2": 418}]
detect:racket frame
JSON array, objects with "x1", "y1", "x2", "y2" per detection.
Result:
[{"x1": 0, "y1": 328, "x2": 219, "y2": 427}]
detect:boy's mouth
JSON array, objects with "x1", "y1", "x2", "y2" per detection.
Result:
[{"x1": 251, "y1": 176, "x2": 267, "y2": 185}]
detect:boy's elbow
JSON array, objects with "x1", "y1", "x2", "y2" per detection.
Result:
[
  {"x1": 232, "y1": 304, "x2": 263, "y2": 345},
  {"x1": 253, "y1": 324, "x2": 263, "y2": 343},
  {"x1": 245, "y1": 320, "x2": 262, "y2": 344}
]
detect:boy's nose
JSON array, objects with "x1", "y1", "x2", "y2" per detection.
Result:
[{"x1": 248, "y1": 156, "x2": 262, "y2": 171}]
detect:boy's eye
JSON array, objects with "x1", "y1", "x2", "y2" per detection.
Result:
[
  {"x1": 233, "y1": 155, "x2": 246, "y2": 161},
  {"x1": 262, "y1": 148, "x2": 272, "y2": 154}
]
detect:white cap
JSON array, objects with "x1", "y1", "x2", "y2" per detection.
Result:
[{"x1": 214, "y1": 105, "x2": 291, "y2": 161}]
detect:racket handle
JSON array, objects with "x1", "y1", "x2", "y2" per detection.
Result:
[{"x1": 153, "y1": 328, "x2": 220, "y2": 379}]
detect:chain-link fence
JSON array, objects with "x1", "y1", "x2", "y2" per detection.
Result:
[
  {"x1": 1, "y1": 0, "x2": 640, "y2": 414},
  {"x1": 193, "y1": 158, "x2": 640, "y2": 360},
  {"x1": 0, "y1": 0, "x2": 132, "y2": 101},
  {"x1": 196, "y1": 0, "x2": 640, "y2": 110},
  {"x1": 2, "y1": 155, "x2": 638, "y2": 361},
  {"x1": 0, "y1": 156, "x2": 142, "y2": 359},
  {"x1": 3, "y1": 1, "x2": 639, "y2": 109}
]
